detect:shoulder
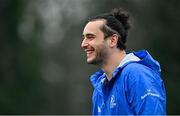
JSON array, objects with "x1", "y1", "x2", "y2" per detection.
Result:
[
  {"x1": 124, "y1": 62, "x2": 148, "y2": 71},
  {"x1": 122, "y1": 62, "x2": 152, "y2": 77},
  {"x1": 121, "y1": 62, "x2": 160, "y2": 86}
]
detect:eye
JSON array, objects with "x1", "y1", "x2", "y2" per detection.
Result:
[
  {"x1": 82, "y1": 35, "x2": 85, "y2": 40},
  {"x1": 86, "y1": 35, "x2": 95, "y2": 40}
]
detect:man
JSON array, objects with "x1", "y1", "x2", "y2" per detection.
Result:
[{"x1": 81, "y1": 8, "x2": 166, "y2": 115}]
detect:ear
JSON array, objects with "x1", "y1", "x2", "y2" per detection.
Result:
[{"x1": 109, "y1": 34, "x2": 118, "y2": 48}]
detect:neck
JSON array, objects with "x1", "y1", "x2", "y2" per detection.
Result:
[{"x1": 101, "y1": 49, "x2": 126, "y2": 81}]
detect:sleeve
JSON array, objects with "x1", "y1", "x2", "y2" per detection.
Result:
[{"x1": 125, "y1": 64, "x2": 166, "y2": 115}]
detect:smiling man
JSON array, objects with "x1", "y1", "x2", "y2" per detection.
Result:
[{"x1": 81, "y1": 8, "x2": 166, "y2": 115}]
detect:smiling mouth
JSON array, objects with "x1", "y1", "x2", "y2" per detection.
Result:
[
  {"x1": 85, "y1": 49, "x2": 94, "y2": 55},
  {"x1": 87, "y1": 51, "x2": 93, "y2": 54}
]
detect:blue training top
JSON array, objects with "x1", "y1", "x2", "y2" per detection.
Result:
[{"x1": 90, "y1": 50, "x2": 166, "y2": 115}]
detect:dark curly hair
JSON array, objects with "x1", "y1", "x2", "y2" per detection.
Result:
[{"x1": 88, "y1": 8, "x2": 131, "y2": 50}]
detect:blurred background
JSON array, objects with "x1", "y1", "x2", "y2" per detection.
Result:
[{"x1": 0, "y1": 0, "x2": 180, "y2": 114}]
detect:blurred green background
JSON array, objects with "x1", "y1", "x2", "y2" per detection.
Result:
[{"x1": 0, "y1": 0, "x2": 180, "y2": 114}]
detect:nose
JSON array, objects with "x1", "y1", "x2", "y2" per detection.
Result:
[{"x1": 81, "y1": 38, "x2": 88, "y2": 49}]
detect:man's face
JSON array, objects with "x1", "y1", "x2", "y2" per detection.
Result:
[{"x1": 81, "y1": 20, "x2": 109, "y2": 65}]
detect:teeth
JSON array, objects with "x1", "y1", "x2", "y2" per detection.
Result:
[
  {"x1": 85, "y1": 49, "x2": 93, "y2": 52},
  {"x1": 87, "y1": 51, "x2": 92, "y2": 53},
  {"x1": 85, "y1": 49, "x2": 94, "y2": 55}
]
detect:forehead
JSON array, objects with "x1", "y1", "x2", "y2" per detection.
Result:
[{"x1": 83, "y1": 20, "x2": 105, "y2": 35}]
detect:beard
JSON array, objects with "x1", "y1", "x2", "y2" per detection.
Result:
[{"x1": 87, "y1": 43, "x2": 108, "y2": 65}]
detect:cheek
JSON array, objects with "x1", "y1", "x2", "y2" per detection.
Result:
[
  {"x1": 96, "y1": 43, "x2": 108, "y2": 55},
  {"x1": 90, "y1": 39, "x2": 108, "y2": 52}
]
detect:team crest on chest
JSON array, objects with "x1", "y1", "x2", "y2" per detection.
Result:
[{"x1": 110, "y1": 95, "x2": 117, "y2": 109}]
